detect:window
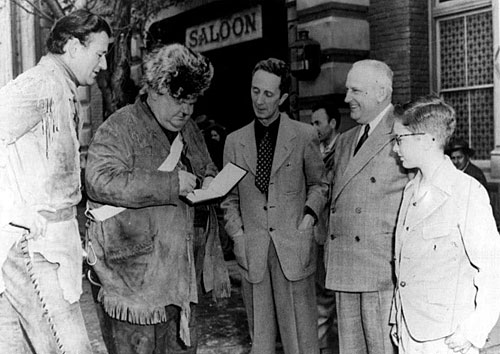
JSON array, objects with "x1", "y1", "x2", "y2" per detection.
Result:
[{"x1": 431, "y1": 0, "x2": 493, "y2": 159}]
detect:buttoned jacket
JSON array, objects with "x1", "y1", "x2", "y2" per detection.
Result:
[
  {"x1": 222, "y1": 113, "x2": 328, "y2": 283},
  {"x1": 391, "y1": 158, "x2": 500, "y2": 348},
  {"x1": 325, "y1": 107, "x2": 409, "y2": 291}
]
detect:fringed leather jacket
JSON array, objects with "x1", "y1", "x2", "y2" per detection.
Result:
[{"x1": 85, "y1": 97, "x2": 218, "y2": 344}]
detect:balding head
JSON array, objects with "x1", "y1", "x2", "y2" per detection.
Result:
[{"x1": 344, "y1": 59, "x2": 393, "y2": 124}]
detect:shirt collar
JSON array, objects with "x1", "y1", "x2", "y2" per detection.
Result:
[
  {"x1": 361, "y1": 103, "x2": 392, "y2": 137},
  {"x1": 321, "y1": 133, "x2": 338, "y2": 156},
  {"x1": 406, "y1": 156, "x2": 455, "y2": 196},
  {"x1": 255, "y1": 114, "x2": 281, "y2": 139},
  {"x1": 47, "y1": 53, "x2": 80, "y2": 87}
]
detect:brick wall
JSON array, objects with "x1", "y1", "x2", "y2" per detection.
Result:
[{"x1": 368, "y1": 0, "x2": 429, "y2": 105}]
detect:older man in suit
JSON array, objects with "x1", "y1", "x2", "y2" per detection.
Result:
[
  {"x1": 324, "y1": 60, "x2": 408, "y2": 354},
  {"x1": 222, "y1": 58, "x2": 328, "y2": 354}
]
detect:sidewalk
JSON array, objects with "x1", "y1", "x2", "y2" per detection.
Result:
[
  {"x1": 80, "y1": 262, "x2": 252, "y2": 354},
  {"x1": 76, "y1": 201, "x2": 500, "y2": 354}
]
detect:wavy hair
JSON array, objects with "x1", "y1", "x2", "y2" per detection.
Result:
[
  {"x1": 252, "y1": 58, "x2": 291, "y2": 95},
  {"x1": 395, "y1": 94, "x2": 456, "y2": 149},
  {"x1": 141, "y1": 44, "x2": 214, "y2": 100},
  {"x1": 46, "y1": 9, "x2": 111, "y2": 54}
]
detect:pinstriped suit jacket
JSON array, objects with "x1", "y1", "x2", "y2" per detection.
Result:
[{"x1": 325, "y1": 107, "x2": 409, "y2": 292}]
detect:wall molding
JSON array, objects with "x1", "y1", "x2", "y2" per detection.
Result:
[
  {"x1": 321, "y1": 47, "x2": 369, "y2": 64},
  {"x1": 298, "y1": 2, "x2": 368, "y2": 23}
]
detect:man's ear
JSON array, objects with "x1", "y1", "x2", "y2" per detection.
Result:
[
  {"x1": 279, "y1": 93, "x2": 289, "y2": 106},
  {"x1": 63, "y1": 37, "x2": 81, "y2": 58},
  {"x1": 376, "y1": 86, "x2": 388, "y2": 103},
  {"x1": 329, "y1": 118, "x2": 337, "y2": 129}
]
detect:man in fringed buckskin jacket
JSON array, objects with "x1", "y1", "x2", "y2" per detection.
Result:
[
  {"x1": 0, "y1": 10, "x2": 110, "y2": 354},
  {"x1": 85, "y1": 43, "x2": 228, "y2": 354}
]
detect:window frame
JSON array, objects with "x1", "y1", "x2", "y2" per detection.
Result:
[{"x1": 429, "y1": 0, "x2": 493, "y2": 162}]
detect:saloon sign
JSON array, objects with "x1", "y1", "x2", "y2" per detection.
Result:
[{"x1": 186, "y1": 5, "x2": 262, "y2": 52}]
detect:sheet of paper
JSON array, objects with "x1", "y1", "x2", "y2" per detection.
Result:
[
  {"x1": 88, "y1": 205, "x2": 126, "y2": 222},
  {"x1": 185, "y1": 162, "x2": 247, "y2": 204}
]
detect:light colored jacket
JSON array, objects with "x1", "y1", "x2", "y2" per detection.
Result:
[
  {"x1": 391, "y1": 157, "x2": 500, "y2": 348},
  {"x1": 325, "y1": 108, "x2": 409, "y2": 291},
  {"x1": 0, "y1": 54, "x2": 82, "y2": 301},
  {"x1": 221, "y1": 114, "x2": 328, "y2": 283}
]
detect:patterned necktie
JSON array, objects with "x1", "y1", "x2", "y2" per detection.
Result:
[
  {"x1": 353, "y1": 124, "x2": 370, "y2": 156},
  {"x1": 255, "y1": 131, "x2": 273, "y2": 194}
]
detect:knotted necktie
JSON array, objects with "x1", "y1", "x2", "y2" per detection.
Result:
[
  {"x1": 255, "y1": 131, "x2": 273, "y2": 194},
  {"x1": 353, "y1": 124, "x2": 370, "y2": 156}
]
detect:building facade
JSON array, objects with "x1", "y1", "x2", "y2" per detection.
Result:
[
  {"x1": 1, "y1": 0, "x2": 499, "y2": 346},
  {"x1": 146, "y1": 0, "x2": 498, "y2": 174},
  {"x1": 1, "y1": 0, "x2": 499, "y2": 194}
]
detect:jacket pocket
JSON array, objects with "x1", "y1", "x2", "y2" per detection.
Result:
[
  {"x1": 426, "y1": 286, "x2": 454, "y2": 321},
  {"x1": 296, "y1": 227, "x2": 314, "y2": 269},
  {"x1": 422, "y1": 222, "x2": 451, "y2": 239},
  {"x1": 102, "y1": 209, "x2": 155, "y2": 262},
  {"x1": 233, "y1": 234, "x2": 248, "y2": 271}
]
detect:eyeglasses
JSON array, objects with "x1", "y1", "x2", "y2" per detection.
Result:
[{"x1": 394, "y1": 133, "x2": 426, "y2": 145}]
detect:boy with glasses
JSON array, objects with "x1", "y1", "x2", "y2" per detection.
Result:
[{"x1": 390, "y1": 95, "x2": 500, "y2": 354}]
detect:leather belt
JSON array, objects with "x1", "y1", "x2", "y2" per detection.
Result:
[{"x1": 39, "y1": 206, "x2": 76, "y2": 223}]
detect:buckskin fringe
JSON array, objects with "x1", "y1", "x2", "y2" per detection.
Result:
[
  {"x1": 98, "y1": 290, "x2": 168, "y2": 325},
  {"x1": 98, "y1": 290, "x2": 192, "y2": 345}
]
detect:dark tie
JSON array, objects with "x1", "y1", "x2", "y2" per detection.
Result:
[
  {"x1": 255, "y1": 131, "x2": 273, "y2": 194},
  {"x1": 353, "y1": 124, "x2": 370, "y2": 156}
]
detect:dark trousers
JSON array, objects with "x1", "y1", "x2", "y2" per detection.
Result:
[{"x1": 95, "y1": 303, "x2": 198, "y2": 354}]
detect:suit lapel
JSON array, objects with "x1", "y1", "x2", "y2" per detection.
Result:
[
  {"x1": 395, "y1": 181, "x2": 416, "y2": 257},
  {"x1": 271, "y1": 114, "x2": 296, "y2": 177},
  {"x1": 239, "y1": 121, "x2": 258, "y2": 175},
  {"x1": 332, "y1": 109, "x2": 395, "y2": 201}
]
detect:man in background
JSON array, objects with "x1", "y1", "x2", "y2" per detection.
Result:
[
  {"x1": 311, "y1": 102, "x2": 341, "y2": 176},
  {"x1": 446, "y1": 136, "x2": 488, "y2": 189},
  {"x1": 311, "y1": 102, "x2": 341, "y2": 354}
]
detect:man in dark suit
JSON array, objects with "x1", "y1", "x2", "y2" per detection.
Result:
[
  {"x1": 222, "y1": 58, "x2": 328, "y2": 354},
  {"x1": 311, "y1": 103, "x2": 341, "y2": 176},
  {"x1": 310, "y1": 103, "x2": 341, "y2": 353},
  {"x1": 324, "y1": 60, "x2": 408, "y2": 354}
]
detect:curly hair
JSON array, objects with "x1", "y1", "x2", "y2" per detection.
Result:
[
  {"x1": 141, "y1": 44, "x2": 214, "y2": 100},
  {"x1": 46, "y1": 9, "x2": 112, "y2": 54},
  {"x1": 395, "y1": 94, "x2": 456, "y2": 149}
]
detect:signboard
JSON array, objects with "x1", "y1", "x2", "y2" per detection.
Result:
[{"x1": 186, "y1": 5, "x2": 262, "y2": 52}]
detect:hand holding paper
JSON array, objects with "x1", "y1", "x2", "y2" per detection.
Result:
[{"x1": 184, "y1": 162, "x2": 247, "y2": 205}]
